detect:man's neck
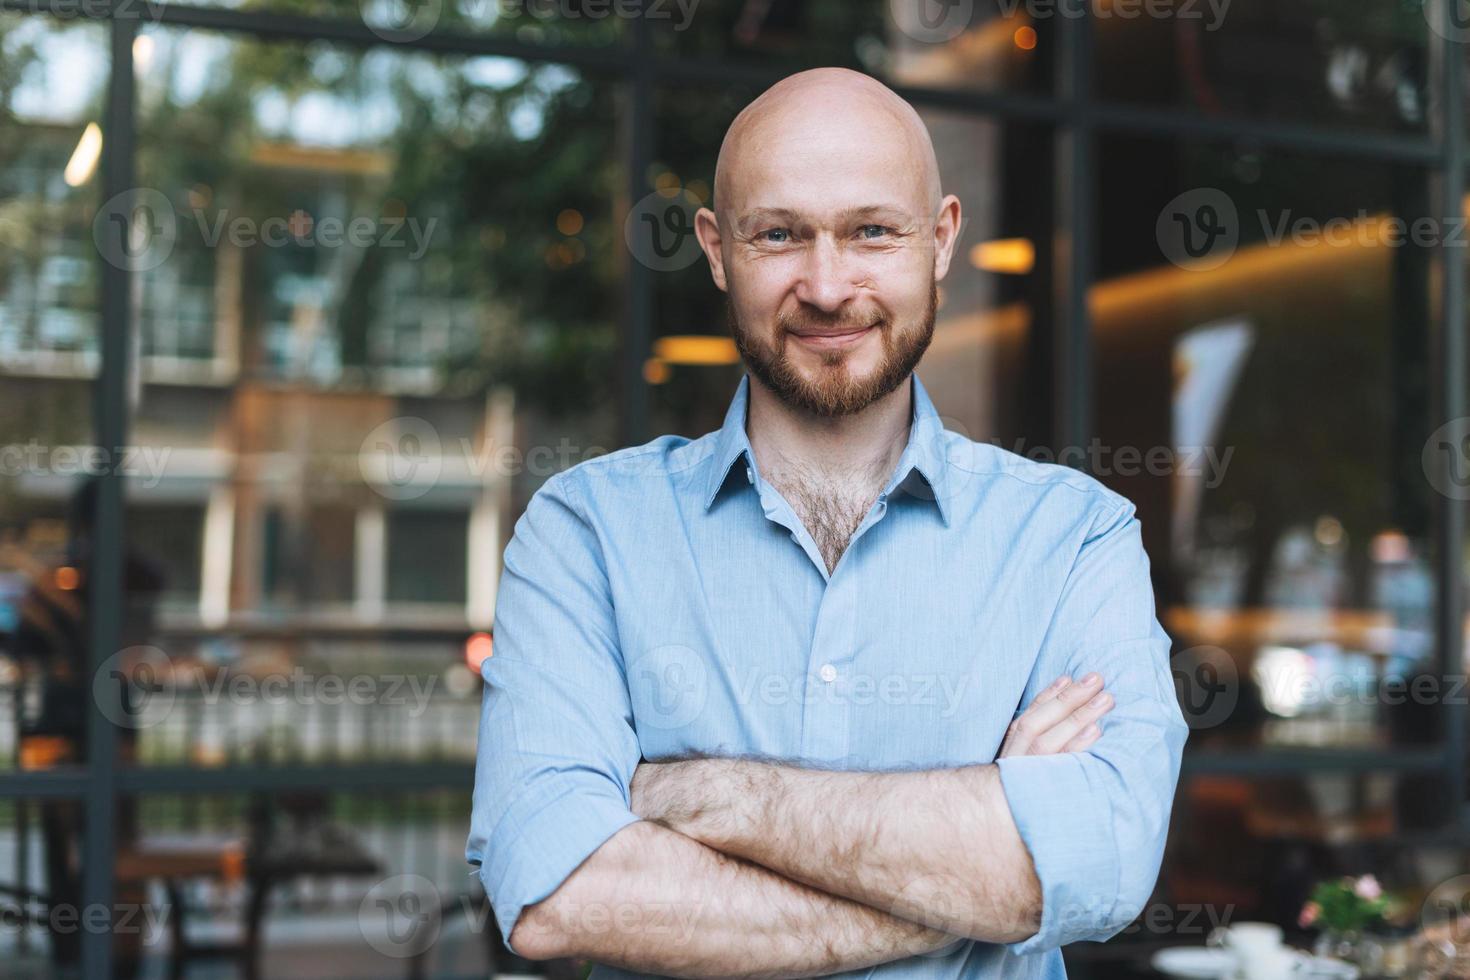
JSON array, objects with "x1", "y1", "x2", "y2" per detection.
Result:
[{"x1": 745, "y1": 375, "x2": 914, "y2": 572}]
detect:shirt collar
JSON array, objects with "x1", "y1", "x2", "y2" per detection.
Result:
[{"x1": 700, "y1": 373, "x2": 952, "y2": 526}]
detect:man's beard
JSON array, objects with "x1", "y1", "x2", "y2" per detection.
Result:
[{"x1": 726, "y1": 279, "x2": 937, "y2": 418}]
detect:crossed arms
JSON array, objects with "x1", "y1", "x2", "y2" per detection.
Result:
[
  {"x1": 509, "y1": 678, "x2": 1113, "y2": 977},
  {"x1": 465, "y1": 473, "x2": 1189, "y2": 978}
]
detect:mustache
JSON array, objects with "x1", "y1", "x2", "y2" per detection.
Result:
[{"x1": 776, "y1": 307, "x2": 888, "y2": 335}]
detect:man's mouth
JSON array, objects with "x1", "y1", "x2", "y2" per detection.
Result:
[{"x1": 788, "y1": 325, "x2": 876, "y2": 351}]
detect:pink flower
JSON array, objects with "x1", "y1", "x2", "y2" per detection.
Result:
[
  {"x1": 1299, "y1": 902, "x2": 1320, "y2": 928},
  {"x1": 1353, "y1": 876, "x2": 1382, "y2": 901}
]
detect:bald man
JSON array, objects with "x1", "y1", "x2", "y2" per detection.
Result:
[{"x1": 467, "y1": 68, "x2": 1188, "y2": 978}]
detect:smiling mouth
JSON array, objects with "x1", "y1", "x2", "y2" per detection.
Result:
[{"x1": 789, "y1": 325, "x2": 875, "y2": 350}]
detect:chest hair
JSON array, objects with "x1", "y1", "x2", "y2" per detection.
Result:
[{"x1": 766, "y1": 466, "x2": 885, "y2": 574}]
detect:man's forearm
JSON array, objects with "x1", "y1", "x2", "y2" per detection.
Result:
[
  {"x1": 511, "y1": 819, "x2": 961, "y2": 978},
  {"x1": 633, "y1": 761, "x2": 1041, "y2": 944}
]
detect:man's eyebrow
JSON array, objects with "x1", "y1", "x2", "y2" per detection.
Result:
[{"x1": 735, "y1": 205, "x2": 919, "y2": 226}]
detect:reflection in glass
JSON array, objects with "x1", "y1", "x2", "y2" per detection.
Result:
[
  {"x1": 0, "y1": 15, "x2": 110, "y2": 778},
  {"x1": 1095, "y1": 0, "x2": 1428, "y2": 132},
  {"x1": 111, "y1": 28, "x2": 626, "y2": 769},
  {"x1": 654, "y1": 0, "x2": 1053, "y2": 95},
  {"x1": 1093, "y1": 134, "x2": 1436, "y2": 754}
]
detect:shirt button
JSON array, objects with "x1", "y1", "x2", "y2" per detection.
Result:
[
  {"x1": 819, "y1": 664, "x2": 838, "y2": 683},
  {"x1": 745, "y1": 466, "x2": 754, "y2": 484}
]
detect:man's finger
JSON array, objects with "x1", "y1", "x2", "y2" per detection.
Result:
[
  {"x1": 1012, "y1": 672, "x2": 1102, "y2": 739},
  {"x1": 1031, "y1": 690, "x2": 1113, "y2": 755},
  {"x1": 1061, "y1": 722, "x2": 1102, "y2": 753},
  {"x1": 1031, "y1": 675, "x2": 1071, "y2": 706}
]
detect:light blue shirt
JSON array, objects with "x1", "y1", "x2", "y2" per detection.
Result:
[{"x1": 468, "y1": 373, "x2": 1188, "y2": 978}]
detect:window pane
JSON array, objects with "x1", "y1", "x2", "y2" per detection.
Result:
[
  {"x1": 163, "y1": 0, "x2": 628, "y2": 46},
  {"x1": 120, "y1": 26, "x2": 626, "y2": 767},
  {"x1": 37, "y1": 790, "x2": 493, "y2": 976},
  {"x1": 0, "y1": 14, "x2": 109, "y2": 774},
  {"x1": 1065, "y1": 771, "x2": 1449, "y2": 976},
  {"x1": 1093, "y1": 134, "x2": 1438, "y2": 758},
  {"x1": 1095, "y1": 0, "x2": 1429, "y2": 133},
  {"x1": 646, "y1": 83, "x2": 1053, "y2": 447},
  {"x1": 654, "y1": 0, "x2": 1054, "y2": 94}
]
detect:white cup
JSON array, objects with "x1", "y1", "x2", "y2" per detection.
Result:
[{"x1": 1208, "y1": 923, "x2": 1304, "y2": 979}]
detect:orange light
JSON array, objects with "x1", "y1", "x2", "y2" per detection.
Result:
[
  {"x1": 970, "y1": 238, "x2": 1035, "y2": 275},
  {"x1": 643, "y1": 357, "x2": 671, "y2": 384},
  {"x1": 465, "y1": 632, "x2": 493, "y2": 673},
  {"x1": 556, "y1": 208, "x2": 584, "y2": 236},
  {"x1": 54, "y1": 566, "x2": 79, "y2": 590},
  {"x1": 1014, "y1": 26, "x2": 1038, "y2": 50},
  {"x1": 653, "y1": 335, "x2": 740, "y2": 366},
  {"x1": 221, "y1": 843, "x2": 246, "y2": 883}
]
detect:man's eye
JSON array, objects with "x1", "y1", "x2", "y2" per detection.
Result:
[
  {"x1": 858, "y1": 225, "x2": 892, "y2": 240},
  {"x1": 759, "y1": 228, "x2": 791, "y2": 244}
]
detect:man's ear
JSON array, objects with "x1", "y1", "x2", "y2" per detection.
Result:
[
  {"x1": 932, "y1": 194, "x2": 963, "y2": 282},
  {"x1": 694, "y1": 207, "x2": 729, "y2": 292}
]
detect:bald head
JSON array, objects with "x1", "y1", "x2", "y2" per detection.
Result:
[{"x1": 713, "y1": 68, "x2": 943, "y2": 224}]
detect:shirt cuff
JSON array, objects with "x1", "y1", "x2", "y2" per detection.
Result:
[
  {"x1": 996, "y1": 753, "x2": 1122, "y2": 954},
  {"x1": 479, "y1": 781, "x2": 641, "y2": 955}
]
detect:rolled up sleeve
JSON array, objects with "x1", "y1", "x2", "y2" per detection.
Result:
[
  {"x1": 465, "y1": 471, "x2": 641, "y2": 953},
  {"x1": 996, "y1": 500, "x2": 1189, "y2": 955}
]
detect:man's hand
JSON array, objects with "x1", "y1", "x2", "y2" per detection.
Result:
[{"x1": 998, "y1": 672, "x2": 1113, "y2": 758}]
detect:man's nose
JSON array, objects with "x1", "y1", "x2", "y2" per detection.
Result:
[{"x1": 792, "y1": 237, "x2": 860, "y2": 313}]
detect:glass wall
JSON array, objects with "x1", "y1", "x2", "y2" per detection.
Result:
[{"x1": 0, "y1": 0, "x2": 1465, "y2": 975}]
